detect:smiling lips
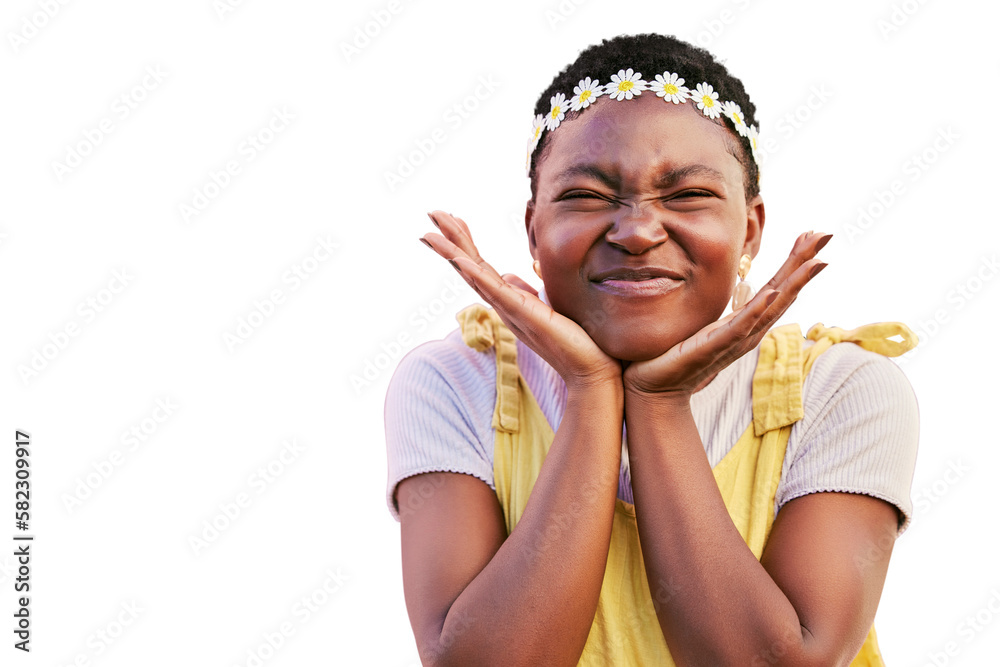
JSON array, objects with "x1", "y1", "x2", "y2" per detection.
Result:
[{"x1": 590, "y1": 266, "x2": 684, "y2": 297}]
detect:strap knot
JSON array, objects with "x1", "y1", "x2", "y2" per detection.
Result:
[
  {"x1": 456, "y1": 304, "x2": 521, "y2": 433},
  {"x1": 806, "y1": 322, "x2": 918, "y2": 358}
]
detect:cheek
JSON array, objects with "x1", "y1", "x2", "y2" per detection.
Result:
[
  {"x1": 681, "y1": 226, "x2": 744, "y2": 306},
  {"x1": 535, "y1": 218, "x2": 599, "y2": 275},
  {"x1": 533, "y1": 221, "x2": 602, "y2": 320},
  {"x1": 684, "y1": 222, "x2": 740, "y2": 269}
]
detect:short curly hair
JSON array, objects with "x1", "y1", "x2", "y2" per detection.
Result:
[{"x1": 528, "y1": 33, "x2": 760, "y2": 204}]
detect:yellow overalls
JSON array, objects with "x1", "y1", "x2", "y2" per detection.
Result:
[{"x1": 457, "y1": 304, "x2": 917, "y2": 666}]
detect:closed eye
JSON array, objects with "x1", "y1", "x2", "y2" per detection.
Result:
[
  {"x1": 556, "y1": 191, "x2": 621, "y2": 210},
  {"x1": 671, "y1": 190, "x2": 714, "y2": 199},
  {"x1": 563, "y1": 191, "x2": 612, "y2": 200}
]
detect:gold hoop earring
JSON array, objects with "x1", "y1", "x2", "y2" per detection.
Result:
[
  {"x1": 731, "y1": 254, "x2": 755, "y2": 310},
  {"x1": 533, "y1": 260, "x2": 543, "y2": 279}
]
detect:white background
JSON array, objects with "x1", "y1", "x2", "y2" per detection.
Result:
[{"x1": 2, "y1": 0, "x2": 997, "y2": 665}]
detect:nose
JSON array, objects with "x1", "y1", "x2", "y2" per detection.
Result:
[{"x1": 604, "y1": 199, "x2": 668, "y2": 254}]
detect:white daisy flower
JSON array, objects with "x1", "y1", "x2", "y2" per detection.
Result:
[
  {"x1": 528, "y1": 114, "x2": 545, "y2": 153},
  {"x1": 605, "y1": 68, "x2": 647, "y2": 101},
  {"x1": 649, "y1": 71, "x2": 689, "y2": 104},
  {"x1": 546, "y1": 93, "x2": 568, "y2": 131},
  {"x1": 748, "y1": 125, "x2": 762, "y2": 166},
  {"x1": 720, "y1": 101, "x2": 749, "y2": 137},
  {"x1": 692, "y1": 82, "x2": 721, "y2": 119},
  {"x1": 570, "y1": 77, "x2": 603, "y2": 111}
]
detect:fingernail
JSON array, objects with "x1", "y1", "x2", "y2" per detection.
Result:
[
  {"x1": 448, "y1": 258, "x2": 462, "y2": 272},
  {"x1": 427, "y1": 212, "x2": 440, "y2": 228},
  {"x1": 809, "y1": 262, "x2": 828, "y2": 278},
  {"x1": 765, "y1": 291, "x2": 779, "y2": 305},
  {"x1": 419, "y1": 237, "x2": 432, "y2": 249},
  {"x1": 814, "y1": 233, "x2": 834, "y2": 252}
]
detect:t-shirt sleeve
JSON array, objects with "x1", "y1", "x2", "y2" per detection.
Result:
[
  {"x1": 384, "y1": 333, "x2": 496, "y2": 522},
  {"x1": 775, "y1": 343, "x2": 920, "y2": 534}
]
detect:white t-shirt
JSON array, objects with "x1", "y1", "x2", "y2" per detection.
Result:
[{"x1": 384, "y1": 306, "x2": 919, "y2": 533}]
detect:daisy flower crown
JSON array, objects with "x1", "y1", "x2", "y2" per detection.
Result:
[{"x1": 526, "y1": 68, "x2": 761, "y2": 177}]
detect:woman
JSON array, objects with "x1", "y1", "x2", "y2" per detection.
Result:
[{"x1": 386, "y1": 33, "x2": 918, "y2": 665}]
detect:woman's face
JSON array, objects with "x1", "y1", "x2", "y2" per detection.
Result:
[{"x1": 526, "y1": 93, "x2": 764, "y2": 361}]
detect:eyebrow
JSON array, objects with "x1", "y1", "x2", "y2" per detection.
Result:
[
  {"x1": 554, "y1": 163, "x2": 620, "y2": 189},
  {"x1": 653, "y1": 164, "x2": 727, "y2": 189},
  {"x1": 553, "y1": 163, "x2": 727, "y2": 190}
]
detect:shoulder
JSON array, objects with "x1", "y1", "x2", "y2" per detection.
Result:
[
  {"x1": 384, "y1": 320, "x2": 502, "y2": 522},
  {"x1": 386, "y1": 327, "x2": 496, "y2": 403},
  {"x1": 779, "y1": 334, "x2": 920, "y2": 533},
  {"x1": 800, "y1": 338, "x2": 919, "y2": 425},
  {"x1": 386, "y1": 312, "x2": 559, "y2": 417}
]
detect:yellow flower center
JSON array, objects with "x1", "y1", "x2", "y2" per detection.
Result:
[
  {"x1": 702, "y1": 95, "x2": 715, "y2": 107},
  {"x1": 732, "y1": 113, "x2": 743, "y2": 125},
  {"x1": 619, "y1": 81, "x2": 634, "y2": 92},
  {"x1": 551, "y1": 105, "x2": 561, "y2": 119},
  {"x1": 664, "y1": 83, "x2": 679, "y2": 95},
  {"x1": 579, "y1": 90, "x2": 591, "y2": 103}
]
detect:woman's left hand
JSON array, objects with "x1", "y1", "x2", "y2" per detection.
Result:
[{"x1": 622, "y1": 231, "x2": 832, "y2": 401}]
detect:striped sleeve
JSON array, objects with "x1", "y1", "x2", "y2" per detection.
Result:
[
  {"x1": 776, "y1": 343, "x2": 920, "y2": 534},
  {"x1": 383, "y1": 331, "x2": 497, "y2": 522}
]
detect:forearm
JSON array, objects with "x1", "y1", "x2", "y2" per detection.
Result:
[
  {"x1": 433, "y1": 381, "x2": 624, "y2": 667},
  {"x1": 624, "y1": 392, "x2": 814, "y2": 667}
]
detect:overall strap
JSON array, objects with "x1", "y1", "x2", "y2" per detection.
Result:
[
  {"x1": 725, "y1": 320, "x2": 918, "y2": 556},
  {"x1": 456, "y1": 304, "x2": 521, "y2": 433},
  {"x1": 456, "y1": 303, "x2": 555, "y2": 534},
  {"x1": 805, "y1": 322, "x2": 918, "y2": 370}
]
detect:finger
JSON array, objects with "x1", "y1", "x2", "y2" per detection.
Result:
[
  {"x1": 646, "y1": 290, "x2": 776, "y2": 382},
  {"x1": 708, "y1": 289, "x2": 780, "y2": 354},
  {"x1": 450, "y1": 256, "x2": 564, "y2": 343},
  {"x1": 502, "y1": 273, "x2": 538, "y2": 297},
  {"x1": 754, "y1": 257, "x2": 828, "y2": 324},
  {"x1": 448, "y1": 212, "x2": 474, "y2": 238},
  {"x1": 451, "y1": 256, "x2": 529, "y2": 311},
  {"x1": 422, "y1": 231, "x2": 510, "y2": 292},
  {"x1": 719, "y1": 250, "x2": 825, "y2": 356},
  {"x1": 427, "y1": 209, "x2": 473, "y2": 238},
  {"x1": 428, "y1": 211, "x2": 484, "y2": 265},
  {"x1": 758, "y1": 231, "x2": 833, "y2": 294},
  {"x1": 421, "y1": 229, "x2": 547, "y2": 330},
  {"x1": 663, "y1": 289, "x2": 778, "y2": 381},
  {"x1": 422, "y1": 235, "x2": 508, "y2": 312},
  {"x1": 421, "y1": 230, "x2": 468, "y2": 261},
  {"x1": 630, "y1": 288, "x2": 781, "y2": 392}
]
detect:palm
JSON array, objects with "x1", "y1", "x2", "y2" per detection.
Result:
[
  {"x1": 624, "y1": 231, "x2": 833, "y2": 397},
  {"x1": 422, "y1": 211, "x2": 621, "y2": 388}
]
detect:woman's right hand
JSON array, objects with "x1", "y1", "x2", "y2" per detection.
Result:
[{"x1": 422, "y1": 210, "x2": 622, "y2": 391}]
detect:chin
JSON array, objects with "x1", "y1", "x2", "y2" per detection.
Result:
[
  {"x1": 589, "y1": 325, "x2": 678, "y2": 362},
  {"x1": 583, "y1": 300, "x2": 730, "y2": 362}
]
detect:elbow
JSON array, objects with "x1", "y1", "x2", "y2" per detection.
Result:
[
  {"x1": 416, "y1": 627, "x2": 467, "y2": 667},
  {"x1": 745, "y1": 627, "x2": 860, "y2": 667},
  {"x1": 419, "y1": 633, "x2": 572, "y2": 667},
  {"x1": 418, "y1": 635, "x2": 470, "y2": 667},
  {"x1": 417, "y1": 644, "x2": 452, "y2": 667},
  {"x1": 417, "y1": 612, "x2": 488, "y2": 667}
]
